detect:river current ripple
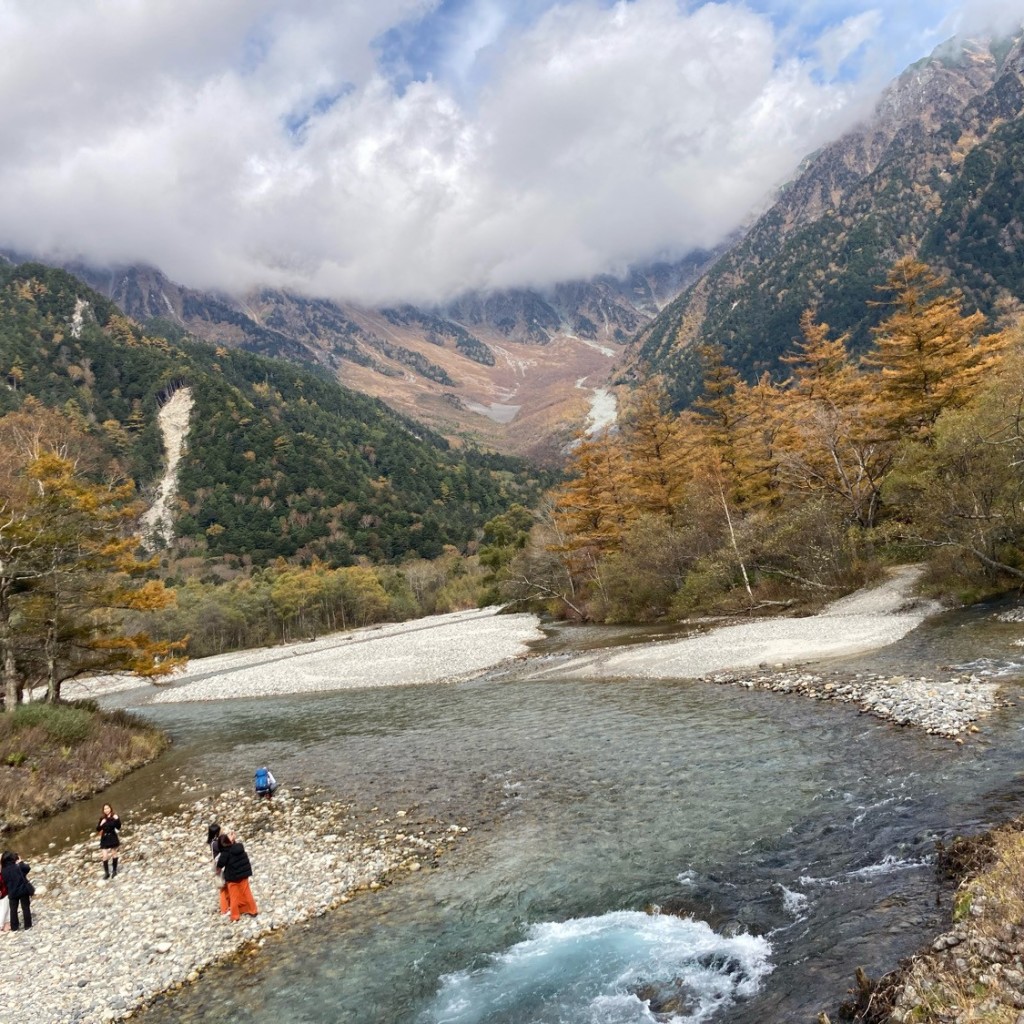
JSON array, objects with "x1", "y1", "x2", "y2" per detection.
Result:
[{"x1": 66, "y1": 604, "x2": 1024, "y2": 1023}]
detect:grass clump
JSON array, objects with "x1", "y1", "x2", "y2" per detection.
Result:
[
  {"x1": 0, "y1": 702, "x2": 169, "y2": 832},
  {"x1": 11, "y1": 703, "x2": 93, "y2": 745}
]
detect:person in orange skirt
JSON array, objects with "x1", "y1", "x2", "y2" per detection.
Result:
[
  {"x1": 206, "y1": 823, "x2": 230, "y2": 915},
  {"x1": 216, "y1": 832, "x2": 259, "y2": 921}
]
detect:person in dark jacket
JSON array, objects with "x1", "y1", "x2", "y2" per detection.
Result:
[
  {"x1": 0, "y1": 850, "x2": 33, "y2": 930},
  {"x1": 216, "y1": 833, "x2": 258, "y2": 921},
  {"x1": 96, "y1": 803, "x2": 121, "y2": 879}
]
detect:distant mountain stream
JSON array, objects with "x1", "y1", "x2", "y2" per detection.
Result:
[{"x1": 29, "y1": 603, "x2": 1024, "y2": 1023}]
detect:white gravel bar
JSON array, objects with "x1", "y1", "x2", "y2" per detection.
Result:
[
  {"x1": 530, "y1": 566, "x2": 938, "y2": 681},
  {"x1": 65, "y1": 608, "x2": 544, "y2": 704}
]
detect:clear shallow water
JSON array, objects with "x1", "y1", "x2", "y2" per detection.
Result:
[{"x1": 25, "y1": 602, "x2": 1024, "y2": 1023}]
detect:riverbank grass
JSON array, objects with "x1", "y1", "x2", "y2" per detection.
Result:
[
  {"x1": 0, "y1": 701, "x2": 168, "y2": 831},
  {"x1": 863, "y1": 826, "x2": 1024, "y2": 1024}
]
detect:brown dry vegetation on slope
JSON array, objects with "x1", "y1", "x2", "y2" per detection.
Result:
[
  {"x1": 0, "y1": 702, "x2": 168, "y2": 833},
  {"x1": 833, "y1": 824, "x2": 1024, "y2": 1023}
]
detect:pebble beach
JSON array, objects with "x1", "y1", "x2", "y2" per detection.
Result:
[
  {"x1": 704, "y1": 667, "x2": 1005, "y2": 739},
  {"x1": 64, "y1": 608, "x2": 546, "y2": 704},
  {"x1": 0, "y1": 787, "x2": 467, "y2": 1024}
]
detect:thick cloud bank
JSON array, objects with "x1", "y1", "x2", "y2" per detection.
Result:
[{"x1": 0, "y1": 0, "x2": 1016, "y2": 304}]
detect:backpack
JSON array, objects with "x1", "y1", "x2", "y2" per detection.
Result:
[{"x1": 254, "y1": 767, "x2": 270, "y2": 794}]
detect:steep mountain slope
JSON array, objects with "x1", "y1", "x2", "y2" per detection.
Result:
[
  {"x1": 632, "y1": 34, "x2": 1024, "y2": 406},
  {"x1": 52, "y1": 250, "x2": 717, "y2": 460},
  {"x1": 0, "y1": 262, "x2": 548, "y2": 565}
]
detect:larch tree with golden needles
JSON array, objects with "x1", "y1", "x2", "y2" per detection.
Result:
[
  {"x1": 864, "y1": 258, "x2": 1008, "y2": 436},
  {"x1": 692, "y1": 344, "x2": 746, "y2": 479},
  {"x1": 727, "y1": 373, "x2": 790, "y2": 511},
  {"x1": 617, "y1": 380, "x2": 688, "y2": 519},
  {"x1": 783, "y1": 310, "x2": 859, "y2": 408},
  {"x1": 778, "y1": 311, "x2": 894, "y2": 528},
  {"x1": 553, "y1": 433, "x2": 632, "y2": 555},
  {"x1": 0, "y1": 406, "x2": 186, "y2": 708}
]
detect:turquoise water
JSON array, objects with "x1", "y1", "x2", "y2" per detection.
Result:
[{"x1": 26, "y1": 603, "x2": 1024, "y2": 1023}]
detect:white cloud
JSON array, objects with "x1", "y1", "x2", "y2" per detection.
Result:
[
  {"x1": 0, "y1": 0, "x2": 1008, "y2": 304},
  {"x1": 812, "y1": 9, "x2": 885, "y2": 77}
]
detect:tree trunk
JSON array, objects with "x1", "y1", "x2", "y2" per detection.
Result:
[
  {"x1": 0, "y1": 585, "x2": 21, "y2": 711},
  {"x1": 717, "y1": 475, "x2": 754, "y2": 604},
  {"x1": 45, "y1": 618, "x2": 59, "y2": 703}
]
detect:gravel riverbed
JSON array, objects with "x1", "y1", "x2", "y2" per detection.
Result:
[
  {"x1": 704, "y1": 668, "x2": 1006, "y2": 740},
  {"x1": 0, "y1": 786, "x2": 467, "y2": 1024},
  {"x1": 64, "y1": 608, "x2": 545, "y2": 704}
]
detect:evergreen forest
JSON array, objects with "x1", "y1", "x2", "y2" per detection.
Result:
[{"x1": 0, "y1": 262, "x2": 549, "y2": 568}]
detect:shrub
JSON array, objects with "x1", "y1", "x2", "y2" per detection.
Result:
[{"x1": 12, "y1": 703, "x2": 93, "y2": 745}]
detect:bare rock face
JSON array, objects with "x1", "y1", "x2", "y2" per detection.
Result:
[
  {"x1": 141, "y1": 387, "x2": 194, "y2": 550},
  {"x1": 633, "y1": 31, "x2": 1024, "y2": 406}
]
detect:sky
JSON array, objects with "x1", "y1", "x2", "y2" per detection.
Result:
[{"x1": 0, "y1": 0, "x2": 1020, "y2": 305}]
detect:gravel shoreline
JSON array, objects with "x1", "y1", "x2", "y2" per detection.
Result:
[
  {"x1": 64, "y1": 608, "x2": 545, "y2": 704},
  {"x1": 534, "y1": 566, "x2": 941, "y2": 683},
  {"x1": 0, "y1": 786, "x2": 467, "y2": 1024},
  {"x1": 704, "y1": 668, "x2": 1006, "y2": 740}
]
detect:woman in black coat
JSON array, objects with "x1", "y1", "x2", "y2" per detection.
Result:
[
  {"x1": 96, "y1": 803, "x2": 121, "y2": 879},
  {"x1": 0, "y1": 850, "x2": 33, "y2": 930}
]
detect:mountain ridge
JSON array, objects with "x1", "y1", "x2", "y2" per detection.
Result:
[
  {"x1": 631, "y1": 31, "x2": 1024, "y2": 405},
  {"x1": 1, "y1": 246, "x2": 719, "y2": 460},
  {"x1": 0, "y1": 260, "x2": 548, "y2": 566}
]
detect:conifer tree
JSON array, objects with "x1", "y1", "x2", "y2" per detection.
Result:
[
  {"x1": 864, "y1": 258, "x2": 1007, "y2": 435},
  {"x1": 728, "y1": 373, "x2": 788, "y2": 510},
  {"x1": 780, "y1": 312, "x2": 891, "y2": 528},
  {"x1": 0, "y1": 406, "x2": 185, "y2": 707},
  {"x1": 783, "y1": 310, "x2": 859, "y2": 407},
  {"x1": 553, "y1": 434, "x2": 631, "y2": 553},
  {"x1": 617, "y1": 380, "x2": 688, "y2": 518}
]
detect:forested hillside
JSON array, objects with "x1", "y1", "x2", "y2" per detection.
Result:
[
  {"x1": 507, "y1": 260, "x2": 1024, "y2": 621},
  {"x1": 633, "y1": 33, "x2": 1024, "y2": 407},
  {"x1": 0, "y1": 262, "x2": 549, "y2": 566}
]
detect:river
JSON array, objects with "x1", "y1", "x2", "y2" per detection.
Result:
[{"x1": 22, "y1": 602, "x2": 1024, "y2": 1023}]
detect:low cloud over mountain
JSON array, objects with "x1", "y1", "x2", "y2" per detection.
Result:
[{"x1": 0, "y1": 0, "x2": 1020, "y2": 304}]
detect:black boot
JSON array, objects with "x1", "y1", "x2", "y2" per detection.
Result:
[
  {"x1": 111, "y1": 857, "x2": 118, "y2": 877},
  {"x1": 103, "y1": 860, "x2": 110, "y2": 879}
]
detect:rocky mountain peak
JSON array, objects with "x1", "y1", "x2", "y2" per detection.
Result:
[{"x1": 632, "y1": 28, "x2": 1024, "y2": 407}]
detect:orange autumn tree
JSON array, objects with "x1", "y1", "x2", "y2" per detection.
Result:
[
  {"x1": 532, "y1": 259, "x2": 1016, "y2": 620},
  {"x1": 616, "y1": 380, "x2": 690, "y2": 519},
  {"x1": 780, "y1": 311, "x2": 894, "y2": 528},
  {"x1": 0, "y1": 405, "x2": 186, "y2": 707},
  {"x1": 552, "y1": 432, "x2": 632, "y2": 555},
  {"x1": 864, "y1": 258, "x2": 1008, "y2": 436}
]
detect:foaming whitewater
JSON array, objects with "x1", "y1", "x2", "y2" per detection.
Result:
[
  {"x1": 799, "y1": 854, "x2": 933, "y2": 888},
  {"x1": 418, "y1": 911, "x2": 772, "y2": 1024},
  {"x1": 777, "y1": 885, "x2": 810, "y2": 921}
]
